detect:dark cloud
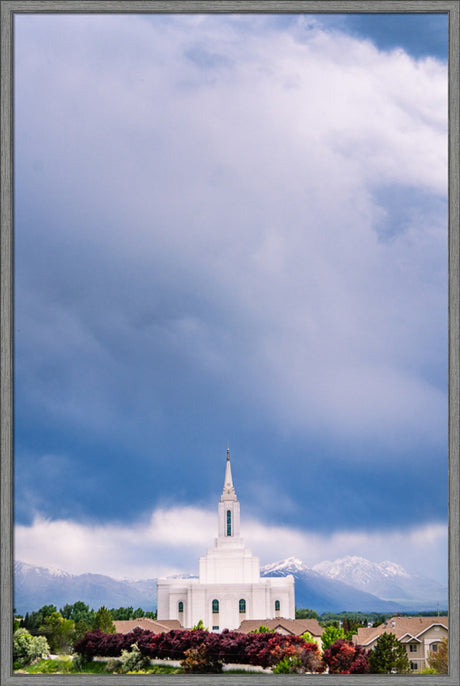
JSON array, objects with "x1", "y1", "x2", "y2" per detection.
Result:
[
  {"x1": 13, "y1": 13, "x2": 448, "y2": 583},
  {"x1": 315, "y1": 13, "x2": 448, "y2": 61}
]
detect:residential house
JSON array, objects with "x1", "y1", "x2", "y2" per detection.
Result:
[
  {"x1": 355, "y1": 616, "x2": 448, "y2": 672},
  {"x1": 113, "y1": 618, "x2": 181, "y2": 634}
]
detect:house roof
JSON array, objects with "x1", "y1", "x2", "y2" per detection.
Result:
[
  {"x1": 113, "y1": 618, "x2": 182, "y2": 634},
  {"x1": 236, "y1": 618, "x2": 323, "y2": 637},
  {"x1": 356, "y1": 616, "x2": 448, "y2": 647}
]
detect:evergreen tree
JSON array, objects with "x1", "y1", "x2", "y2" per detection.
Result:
[
  {"x1": 92, "y1": 606, "x2": 116, "y2": 634},
  {"x1": 368, "y1": 632, "x2": 410, "y2": 674},
  {"x1": 22, "y1": 605, "x2": 57, "y2": 635}
]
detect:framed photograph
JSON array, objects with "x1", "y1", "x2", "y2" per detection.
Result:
[{"x1": 1, "y1": 1, "x2": 458, "y2": 684}]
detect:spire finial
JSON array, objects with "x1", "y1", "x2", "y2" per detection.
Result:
[{"x1": 221, "y1": 444, "x2": 236, "y2": 500}]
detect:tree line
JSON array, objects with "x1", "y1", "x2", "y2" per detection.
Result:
[{"x1": 15, "y1": 602, "x2": 156, "y2": 655}]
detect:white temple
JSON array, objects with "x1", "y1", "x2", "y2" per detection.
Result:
[{"x1": 156, "y1": 449, "x2": 295, "y2": 631}]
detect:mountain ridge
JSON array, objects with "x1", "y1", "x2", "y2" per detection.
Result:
[{"x1": 14, "y1": 556, "x2": 447, "y2": 616}]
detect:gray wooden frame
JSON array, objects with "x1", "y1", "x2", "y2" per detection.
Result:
[{"x1": 1, "y1": 1, "x2": 458, "y2": 684}]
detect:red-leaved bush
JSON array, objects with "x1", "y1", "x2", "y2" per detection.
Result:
[
  {"x1": 74, "y1": 627, "x2": 326, "y2": 670},
  {"x1": 322, "y1": 638, "x2": 369, "y2": 674}
]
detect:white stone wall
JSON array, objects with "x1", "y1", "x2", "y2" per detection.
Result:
[{"x1": 157, "y1": 575, "x2": 295, "y2": 630}]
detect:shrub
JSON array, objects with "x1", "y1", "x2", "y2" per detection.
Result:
[
  {"x1": 71, "y1": 653, "x2": 88, "y2": 671},
  {"x1": 191, "y1": 620, "x2": 207, "y2": 631},
  {"x1": 119, "y1": 642, "x2": 151, "y2": 673},
  {"x1": 273, "y1": 655, "x2": 302, "y2": 673},
  {"x1": 323, "y1": 638, "x2": 369, "y2": 674},
  {"x1": 321, "y1": 624, "x2": 345, "y2": 650},
  {"x1": 181, "y1": 643, "x2": 223, "y2": 673},
  {"x1": 270, "y1": 641, "x2": 326, "y2": 674},
  {"x1": 74, "y1": 626, "x2": 326, "y2": 670},
  {"x1": 105, "y1": 658, "x2": 122, "y2": 673},
  {"x1": 13, "y1": 628, "x2": 50, "y2": 667},
  {"x1": 301, "y1": 631, "x2": 321, "y2": 649}
]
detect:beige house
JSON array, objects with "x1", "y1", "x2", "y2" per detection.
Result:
[
  {"x1": 237, "y1": 618, "x2": 324, "y2": 650},
  {"x1": 355, "y1": 616, "x2": 448, "y2": 672}
]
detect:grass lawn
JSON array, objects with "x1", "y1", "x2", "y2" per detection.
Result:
[{"x1": 16, "y1": 658, "x2": 183, "y2": 674}]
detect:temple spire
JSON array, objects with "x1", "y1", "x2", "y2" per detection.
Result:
[{"x1": 221, "y1": 446, "x2": 237, "y2": 501}]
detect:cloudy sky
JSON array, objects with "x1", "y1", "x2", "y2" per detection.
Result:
[{"x1": 14, "y1": 11, "x2": 448, "y2": 586}]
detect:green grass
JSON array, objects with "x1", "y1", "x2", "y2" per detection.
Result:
[{"x1": 17, "y1": 658, "x2": 184, "y2": 675}]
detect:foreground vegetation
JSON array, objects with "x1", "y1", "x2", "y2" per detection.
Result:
[{"x1": 13, "y1": 602, "x2": 448, "y2": 674}]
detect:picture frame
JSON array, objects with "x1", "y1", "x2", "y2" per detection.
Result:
[{"x1": 1, "y1": 1, "x2": 459, "y2": 684}]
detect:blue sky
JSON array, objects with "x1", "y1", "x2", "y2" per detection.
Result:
[{"x1": 14, "y1": 11, "x2": 448, "y2": 585}]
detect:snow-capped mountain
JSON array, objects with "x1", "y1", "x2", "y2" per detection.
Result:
[
  {"x1": 14, "y1": 561, "x2": 157, "y2": 616},
  {"x1": 312, "y1": 555, "x2": 447, "y2": 606},
  {"x1": 260, "y1": 557, "x2": 402, "y2": 613},
  {"x1": 262, "y1": 556, "x2": 306, "y2": 575},
  {"x1": 14, "y1": 555, "x2": 447, "y2": 616}
]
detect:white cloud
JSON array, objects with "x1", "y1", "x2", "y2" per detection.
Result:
[{"x1": 15, "y1": 506, "x2": 447, "y2": 584}]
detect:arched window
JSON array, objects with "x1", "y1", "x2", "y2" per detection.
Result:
[
  {"x1": 226, "y1": 509, "x2": 232, "y2": 536},
  {"x1": 212, "y1": 599, "x2": 219, "y2": 614},
  {"x1": 275, "y1": 600, "x2": 280, "y2": 612},
  {"x1": 178, "y1": 601, "x2": 184, "y2": 613},
  {"x1": 239, "y1": 599, "x2": 246, "y2": 613}
]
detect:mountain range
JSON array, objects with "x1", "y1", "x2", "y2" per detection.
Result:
[
  {"x1": 14, "y1": 556, "x2": 447, "y2": 616},
  {"x1": 14, "y1": 562, "x2": 157, "y2": 616},
  {"x1": 261, "y1": 556, "x2": 447, "y2": 614}
]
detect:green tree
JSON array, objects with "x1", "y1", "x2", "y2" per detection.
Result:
[
  {"x1": 60, "y1": 601, "x2": 94, "y2": 625},
  {"x1": 368, "y1": 632, "x2": 410, "y2": 674},
  {"x1": 74, "y1": 619, "x2": 91, "y2": 644},
  {"x1": 296, "y1": 608, "x2": 319, "y2": 620},
  {"x1": 249, "y1": 625, "x2": 271, "y2": 633},
  {"x1": 321, "y1": 624, "x2": 345, "y2": 650},
  {"x1": 23, "y1": 605, "x2": 57, "y2": 635},
  {"x1": 92, "y1": 606, "x2": 116, "y2": 634},
  {"x1": 39, "y1": 612, "x2": 76, "y2": 654},
  {"x1": 427, "y1": 637, "x2": 448, "y2": 674},
  {"x1": 110, "y1": 606, "x2": 134, "y2": 621}
]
